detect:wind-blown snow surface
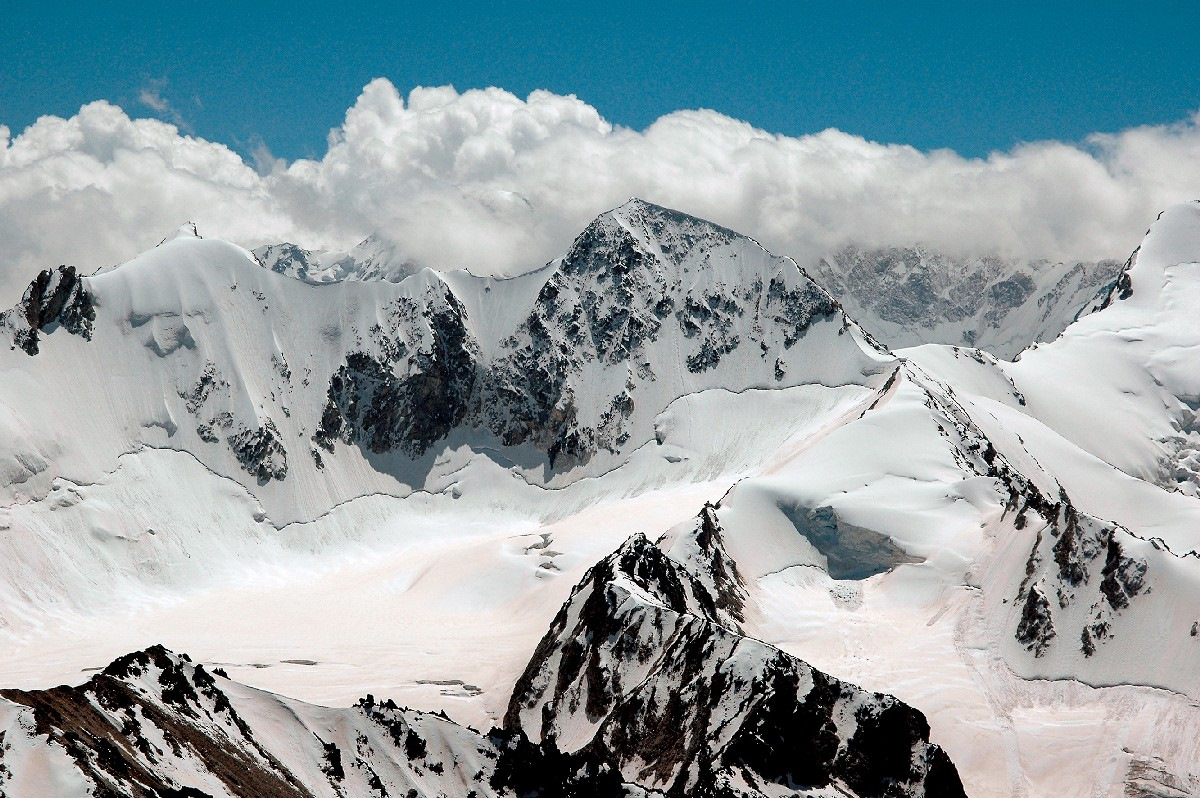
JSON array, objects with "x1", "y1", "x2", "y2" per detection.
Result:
[{"x1": 1, "y1": 199, "x2": 1200, "y2": 796}]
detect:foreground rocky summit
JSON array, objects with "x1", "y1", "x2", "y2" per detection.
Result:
[
  {"x1": 505, "y1": 508, "x2": 963, "y2": 797},
  {"x1": 0, "y1": 514, "x2": 964, "y2": 798}
]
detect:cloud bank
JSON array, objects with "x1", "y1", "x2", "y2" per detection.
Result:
[{"x1": 2, "y1": 77, "x2": 1199, "y2": 304}]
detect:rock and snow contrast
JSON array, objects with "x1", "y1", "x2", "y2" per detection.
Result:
[{"x1": 1, "y1": 198, "x2": 1199, "y2": 796}]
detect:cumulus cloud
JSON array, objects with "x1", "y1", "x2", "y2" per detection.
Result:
[{"x1": 1, "y1": 77, "x2": 1199, "y2": 305}]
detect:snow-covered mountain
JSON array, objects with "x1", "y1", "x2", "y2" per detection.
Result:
[
  {"x1": 2, "y1": 199, "x2": 1200, "y2": 797},
  {"x1": 250, "y1": 234, "x2": 1123, "y2": 361},
  {"x1": 811, "y1": 245, "x2": 1122, "y2": 358},
  {"x1": 253, "y1": 235, "x2": 421, "y2": 285}
]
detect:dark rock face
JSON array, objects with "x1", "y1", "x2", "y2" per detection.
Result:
[
  {"x1": 765, "y1": 275, "x2": 838, "y2": 350},
  {"x1": 315, "y1": 288, "x2": 479, "y2": 459},
  {"x1": 478, "y1": 296, "x2": 585, "y2": 466},
  {"x1": 1009, "y1": 485, "x2": 1149, "y2": 659},
  {"x1": 474, "y1": 207, "x2": 683, "y2": 465},
  {"x1": 473, "y1": 199, "x2": 853, "y2": 470},
  {"x1": 0, "y1": 646, "x2": 505, "y2": 798},
  {"x1": 1095, "y1": 248, "x2": 1137, "y2": 313},
  {"x1": 689, "y1": 505, "x2": 749, "y2": 626},
  {"x1": 505, "y1": 510, "x2": 965, "y2": 797},
  {"x1": 488, "y1": 729, "x2": 626, "y2": 797},
  {"x1": 1098, "y1": 535, "x2": 1147, "y2": 611},
  {"x1": 229, "y1": 419, "x2": 288, "y2": 483},
  {"x1": 181, "y1": 361, "x2": 227, "y2": 415},
  {"x1": 0, "y1": 645, "x2": 315, "y2": 798},
  {"x1": 1016, "y1": 584, "x2": 1056, "y2": 657},
  {"x1": 4, "y1": 265, "x2": 95, "y2": 355},
  {"x1": 780, "y1": 503, "x2": 921, "y2": 580}
]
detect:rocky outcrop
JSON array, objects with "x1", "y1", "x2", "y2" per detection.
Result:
[
  {"x1": 1016, "y1": 583, "x2": 1056, "y2": 657},
  {"x1": 780, "y1": 503, "x2": 921, "y2": 580},
  {"x1": 1093, "y1": 247, "x2": 1138, "y2": 313},
  {"x1": 505, "y1": 510, "x2": 965, "y2": 797},
  {"x1": 0, "y1": 645, "x2": 504, "y2": 798},
  {"x1": 2, "y1": 265, "x2": 95, "y2": 355},
  {"x1": 314, "y1": 287, "x2": 479, "y2": 459},
  {"x1": 1010, "y1": 486, "x2": 1149, "y2": 659},
  {"x1": 229, "y1": 419, "x2": 288, "y2": 483}
]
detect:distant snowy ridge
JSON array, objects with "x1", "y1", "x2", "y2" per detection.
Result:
[
  {"x1": 253, "y1": 235, "x2": 420, "y2": 285},
  {"x1": 251, "y1": 229, "x2": 1122, "y2": 359},
  {"x1": 811, "y1": 245, "x2": 1121, "y2": 358}
]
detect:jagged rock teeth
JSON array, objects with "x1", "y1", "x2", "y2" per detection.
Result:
[
  {"x1": 229, "y1": 418, "x2": 288, "y2": 483},
  {"x1": 2, "y1": 265, "x2": 95, "y2": 355}
]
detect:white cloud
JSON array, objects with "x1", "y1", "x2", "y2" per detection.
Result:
[
  {"x1": 137, "y1": 77, "x2": 190, "y2": 132},
  {"x1": 2, "y1": 77, "x2": 1199, "y2": 306},
  {"x1": 137, "y1": 87, "x2": 170, "y2": 114}
]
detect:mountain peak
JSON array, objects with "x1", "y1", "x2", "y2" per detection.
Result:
[
  {"x1": 1125, "y1": 200, "x2": 1200, "y2": 296},
  {"x1": 604, "y1": 197, "x2": 738, "y2": 239},
  {"x1": 253, "y1": 233, "x2": 419, "y2": 285},
  {"x1": 563, "y1": 198, "x2": 745, "y2": 279},
  {"x1": 158, "y1": 221, "x2": 201, "y2": 246}
]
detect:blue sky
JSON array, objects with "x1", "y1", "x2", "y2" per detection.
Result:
[{"x1": 4, "y1": 2, "x2": 1199, "y2": 161}]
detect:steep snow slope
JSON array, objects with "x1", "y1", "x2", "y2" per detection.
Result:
[
  {"x1": 0, "y1": 199, "x2": 889, "y2": 524},
  {"x1": 1002, "y1": 202, "x2": 1200, "y2": 492},
  {"x1": 812, "y1": 245, "x2": 1121, "y2": 357}
]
